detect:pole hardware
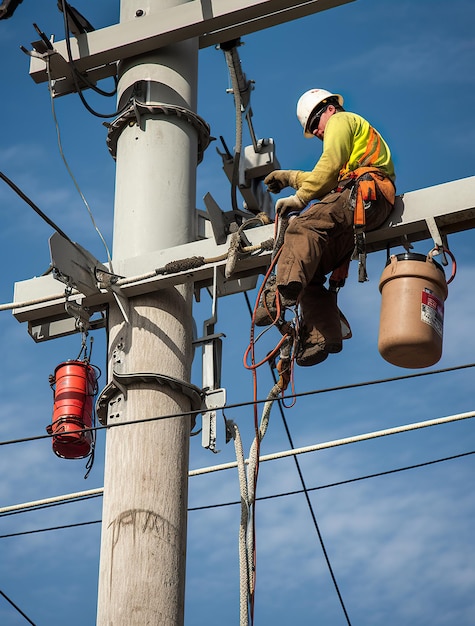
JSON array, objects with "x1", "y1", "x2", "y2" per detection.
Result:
[
  {"x1": 217, "y1": 39, "x2": 279, "y2": 216},
  {"x1": 64, "y1": 299, "x2": 92, "y2": 334},
  {"x1": 105, "y1": 94, "x2": 212, "y2": 164},
  {"x1": 49, "y1": 232, "x2": 130, "y2": 325},
  {"x1": 193, "y1": 266, "x2": 226, "y2": 453},
  {"x1": 28, "y1": 22, "x2": 54, "y2": 53},
  {"x1": 425, "y1": 216, "x2": 449, "y2": 266},
  {"x1": 95, "y1": 369, "x2": 227, "y2": 441},
  {"x1": 199, "y1": 388, "x2": 226, "y2": 453},
  {"x1": 216, "y1": 137, "x2": 278, "y2": 217},
  {"x1": 49, "y1": 232, "x2": 114, "y2": 296},
  {"x1": 203, "y1": 191, "x2": 254, "y2": 246},
  {"x1": 96, "y1": 371, "x2": 204, "y2": 426}
]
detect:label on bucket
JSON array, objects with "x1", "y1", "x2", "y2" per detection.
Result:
[{"x1": 421, "y1": 288, "x2": 444, "y2": 337}]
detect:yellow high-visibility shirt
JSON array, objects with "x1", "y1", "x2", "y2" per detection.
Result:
[{"x1": 292, "y1": 111, "x2": 395, "y2": 205}]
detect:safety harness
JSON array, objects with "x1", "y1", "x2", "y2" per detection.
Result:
[{"x1": 329, "y1": 166, "x2": 396, "y2": 289}]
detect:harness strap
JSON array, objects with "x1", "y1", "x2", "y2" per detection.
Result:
[{"x1": 331, "y1": 167, "x2": 396, "y2": 285}]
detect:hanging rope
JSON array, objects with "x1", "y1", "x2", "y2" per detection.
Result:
[
  {"x1": 228, "y1": 381, "x2": 282, "y2": 626},
  {"x1": 235, "y1": 211, "x2": 300, "y2": 624}
]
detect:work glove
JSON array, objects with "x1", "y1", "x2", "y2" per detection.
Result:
[
  {"x1": 275, "y1": 194, "x2": 305, "y2": 217},
  {"x1": 264, "y1": 170, "x2": 294, "y2": 194}
]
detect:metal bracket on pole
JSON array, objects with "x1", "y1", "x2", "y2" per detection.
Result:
[
  {"x1": 64, "y1": 299, "x2": 91, "y2": 333},
  {"x1": 105, "y1": 98, "x2": 212, "y2": 165},
  {"x1": 425, "y1": 216, "x2": 448, "y2": 266},
  {"x1": 96, "y1": 370, "x2": 204, "y2": 426},
  {"x1": 49, "y1": 231, "x2": 130, "y2": 323},
  {"x1": 193, "y1": 265, "x2": 226, "y2": 453},
  {"x1": 203, "y1": 191, "x2": 252, "y2": 245}
]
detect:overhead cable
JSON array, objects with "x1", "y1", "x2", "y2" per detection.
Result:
[
  {"x1": 2, "y1": 450, "x2": 473, "y2": 537},
  {"x1": 248, "y1": 294, "x2": 352, "y2": 626},
  {"x1": 0, "y1": 519, "x2": 100, "y2": 539},
  {"x1": 0, "y1": 170, "x2": 74, "y2": 244},
  {"x1": 222, "y1": 40, "x2": 244, "y2": 215},
  {"x1": 0, "y1": 488, "x2": 103, "y2": 516},
  {"x1": 0, "y1": 589, "x2": 37, "y2": 626},
  {"x1": 59, "y1": 0, "x2": 128, "y2": 119},
  {"x1": 1, "y1": 370, "x2": 475, "y2": 449},
  {"x1": 45, "y1": 55, "x2": 113, "y2": 268},
  {"x1": 58, "y1": 1, "x2": 117, "y2": 98}
]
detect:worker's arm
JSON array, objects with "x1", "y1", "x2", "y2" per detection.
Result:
[{"x1": 293, "y1": 114, "x2": 355, "y2": 204}]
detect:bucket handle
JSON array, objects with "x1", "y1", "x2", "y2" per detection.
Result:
[{"x1": 428, "y1": 247, "x2": 457, "y2": 285}]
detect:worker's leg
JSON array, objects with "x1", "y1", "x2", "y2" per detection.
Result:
[
  {"x1": 296, "y1": 283, "x2": 343, "y2": 366},
  {"x1": 277, "y1": 187, "x2": 393, "y2": 299},
  {"x1": 276, "y1": 188, "x2": 354, "y2": 301},
  {"x1": 255, "y1": 188, "x2": 392, "y2": 328},
  {"x1": 289, "y1": 190, "x2": 393, "y2": 365}
]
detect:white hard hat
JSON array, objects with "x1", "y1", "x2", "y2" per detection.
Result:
[{"x1": 296, "y1": 89, "x2": 344, "y2": 137}]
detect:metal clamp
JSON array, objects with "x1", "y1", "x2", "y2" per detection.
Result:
[
  {"x1": 64, "y1": 300, "x2": 91, "y2": 333},
  {"x1": 105, "y1": 98, "x2": 212, "y2": 164},
  {"x1": 96, "y1": 370, "x2": 204, "y2": 425}
]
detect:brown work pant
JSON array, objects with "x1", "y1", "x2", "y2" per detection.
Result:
[
  {"x1": 277, "y1": 186, "x2": 393, "y2": 291},
  {"x1": 276, "y1": 186, "x2": 393, "y2": 346}
]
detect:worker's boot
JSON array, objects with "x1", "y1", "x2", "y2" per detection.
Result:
[
  {"x1": 254, "y1": 277, "x2": 301, "y2": 326},
  {"x1": 296, "y1": 285, "x2": 343, "y2": 367}
]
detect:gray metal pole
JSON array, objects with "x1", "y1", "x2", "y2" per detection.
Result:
[{"x1": 96, "y1": 0, "x2": 198, "y2": 623}]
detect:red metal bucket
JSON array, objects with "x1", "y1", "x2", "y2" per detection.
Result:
[{"x1": 47, "y1": 360, "x2": 96, "y2": 459}]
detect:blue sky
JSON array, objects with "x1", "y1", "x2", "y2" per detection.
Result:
[{"x1": 1, "y1": 0, "x2": 475, "y2": 624}]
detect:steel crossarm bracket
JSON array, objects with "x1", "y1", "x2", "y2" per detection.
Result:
[
  {"x1": 11, "y1": 176, "x2": 475, "y2": 341},
  {"x1": 28, "y1": 0, "x2": 354, "y2": 96}
]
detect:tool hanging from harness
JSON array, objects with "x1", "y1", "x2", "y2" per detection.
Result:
[{"x1": 329, "y1": 166, "x2": 396, "y2": 288}]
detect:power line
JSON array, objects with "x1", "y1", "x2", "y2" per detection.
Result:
[
  {"x1": 190, "y1": 449, "x2": 475, "y2": 510},
  {"x1": 1, "y1": 363, "x2": 474, "y2": 449},
  {"x1": 59, "y1": 0, "x2": 128, "y2": 120},
  {"x1": 0, "y1": 492, "x2": 103, "y2": 517},
  {"x1": 0, "y1": 519, "x2": 101, "y2": 539},
  {"x1": 1, "y1": 449, "x2": 472, "y2": 537},
  {"x1": 188, "y1": 410, "x2": 475, "y2": 476},
  {"x1": 0, "y1": 169, "x2": 75, "y2": 244},
  {"x1": 45, "y1": 54, "x2": 113, "y2": 268},
  {"x1": 244, "y1": 291, "x2": 352, "y2": 625},
  {"x1": 0, "y1": 589, "x2": 37, "y2": 626}
]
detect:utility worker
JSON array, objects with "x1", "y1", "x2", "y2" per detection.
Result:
[{"x1": 256, "y1": 88, "x2": 396, "y2": 366}]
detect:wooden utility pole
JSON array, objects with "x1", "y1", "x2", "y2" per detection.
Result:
[{"x1": 96, "y1": 1, "x2": 198, "y2": 623}]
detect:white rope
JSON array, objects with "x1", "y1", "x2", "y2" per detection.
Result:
[
  {"x1": 228, "y1": 384, "x2": 281, "y2": 626},
  {"x1": 2, "y1": 409, "x2": 474, "y2": 516},
  {"x1": 228, "y1": 420, "x2": 251, "y2": 626}
]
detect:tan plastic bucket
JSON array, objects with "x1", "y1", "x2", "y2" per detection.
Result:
[{"x1": 378, "y1": 253, "x2": 448, "y2": 369}]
